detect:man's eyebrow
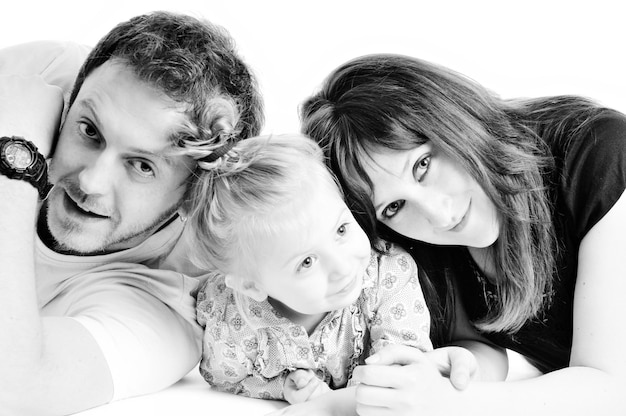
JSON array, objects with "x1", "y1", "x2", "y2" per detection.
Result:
[
  {"x1": 127, "y1": 146, "x2": 177, "y2": 166},
  {"x1": 78, "y1": 98, "x2": 102, "y2": 127}
]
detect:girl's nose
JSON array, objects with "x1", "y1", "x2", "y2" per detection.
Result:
[{"x1": 325, "y1": 250, "x2": 354, "y2": 282}]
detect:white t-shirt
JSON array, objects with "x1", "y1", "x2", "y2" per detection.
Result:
[
  {"x1": 1, "y1": 41, "x2": 205, "y2": 401},
  {"x1": 37, "y1": 218, "x2": 203, "y2": 401}
]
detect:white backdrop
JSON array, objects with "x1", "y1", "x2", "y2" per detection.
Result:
[
  {"x1": 1, "y1": 1, "x2": 621, "y2": 414},
  {"x1": 1, "y1": 0, "x2": 625, "y2": 135}
]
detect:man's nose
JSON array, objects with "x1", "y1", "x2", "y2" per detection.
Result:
[{"x1": 78, "y1": 152, "x2": 115, "y2": 196}]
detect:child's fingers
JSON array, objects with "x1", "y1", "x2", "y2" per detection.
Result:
[{"x1": 291, "y1": 369, "x2": 314, "y2": 389}]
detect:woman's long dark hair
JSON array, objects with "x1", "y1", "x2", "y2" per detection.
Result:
[{"x1": 301, "y1": 53, "x2": 609, "y2": 337}]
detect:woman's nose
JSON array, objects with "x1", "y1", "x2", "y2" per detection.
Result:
[{"x1": 412, "y1": 192, "x2": 456, "y2": 230}]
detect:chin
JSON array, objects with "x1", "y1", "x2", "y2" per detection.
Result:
[
  {"x1": 46, "y1": 216, "x2": 110, "y2": 254},
  {"x1": 50, "y1": 229, "x2": 109, "y2": 254}
]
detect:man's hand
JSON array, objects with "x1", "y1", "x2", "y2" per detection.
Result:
[
  {"x1": 283, "y1": 369, "x2": 331, "y2": 404},
  {"x1": 0, "y1": 74, "x2": 63, "y2": 156}
]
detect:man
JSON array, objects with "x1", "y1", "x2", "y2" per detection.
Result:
[{"x1": 0, "y1": 11, "x2": 263, "y2": 415}]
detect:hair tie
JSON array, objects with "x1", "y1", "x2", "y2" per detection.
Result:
[{"x1": 201, "y1": 138, "x2": 236, "y2": 163}]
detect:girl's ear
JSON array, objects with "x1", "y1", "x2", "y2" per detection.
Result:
[{"x1": 224, "y1": 274, "x2": 268, "y2": 302}]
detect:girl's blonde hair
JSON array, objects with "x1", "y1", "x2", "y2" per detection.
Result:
[{"x1": 184, "y1": 133, "x2": 342, "y2": 279}]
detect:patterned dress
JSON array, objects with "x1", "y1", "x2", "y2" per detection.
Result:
[{"x1": 196, "y1": 242, "x2": 432, "y2": 400}]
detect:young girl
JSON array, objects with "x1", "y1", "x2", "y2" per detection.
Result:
[
  {"x1": 187, "y1": 134, "x2": 436, "y2": 411},
  {"x1": 300, "y1": 53, "x2": 626, "y2": 414}
]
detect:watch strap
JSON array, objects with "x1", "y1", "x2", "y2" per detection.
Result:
[{"x1": 0, "y1": 136, "x2": 52, "y2": 200}]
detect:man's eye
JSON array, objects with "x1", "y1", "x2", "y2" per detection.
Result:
[
  {"x1": 78, "y1": 121, "x2": 99, "y2": 140},
  {"x1": 382, "y1": 200, "x2": 405, "y2": 219},
  {"x1": 414, "y1": 154, "x2": 431, "y2": 182},
  {"x1": 130, "y1": 160, "x2": 155, "y2": 178}
]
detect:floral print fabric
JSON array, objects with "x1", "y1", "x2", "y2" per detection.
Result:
[{"x1": 196, "y1": 243, "x2": 432, "y2": 400}]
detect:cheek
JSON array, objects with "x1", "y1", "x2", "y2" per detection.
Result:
[
  {"x1": 394, "y1": 220, "x2": 424, "y2": 241},
  {"x1": 356, "y1": 228, "x2": 371, "y2": 252},
  {"x1": 49, "y1": 135, "x2": 87, "y2": 178},
  {"x1": 48, "y1": 150, "x2": 77, "y2": 182}
]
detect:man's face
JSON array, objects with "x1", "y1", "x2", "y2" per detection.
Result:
[{"x1": 46, "y1": 59, "x2": 196, "y2": 254}]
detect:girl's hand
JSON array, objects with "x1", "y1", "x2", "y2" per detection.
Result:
[{"x1": 283, "y1": 369, "x2": 331, "y2": 404}]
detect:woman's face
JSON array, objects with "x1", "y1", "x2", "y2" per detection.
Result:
[{"x1": 361, "y1": 141, "x2": 500, "y2": 248}]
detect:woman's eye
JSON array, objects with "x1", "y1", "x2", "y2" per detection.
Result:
[
  {"x1": 414, "y1": 154, "x2": 431, "y2": 182},
  {"x1": 337, "y1": 223, "x2": 349, "y2": 236},
  {"x1": 130, "y1": 160, "x2": 155, "y2": 178},
  {"x1": 382, "y1": 200, "x2": 405, "y2": 220}
]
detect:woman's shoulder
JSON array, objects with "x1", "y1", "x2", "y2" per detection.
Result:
[{"x1": 550, "y1": 106, "x2": 626, "y2": 241}]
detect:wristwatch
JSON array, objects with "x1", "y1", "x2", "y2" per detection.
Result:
[{"x1": 0, "y1": 136, "x2": 52, "y2": 200}]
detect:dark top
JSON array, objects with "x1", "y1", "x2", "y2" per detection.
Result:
[{"x1": 401, "y1": 110, "x2": 626, "y2": 373}]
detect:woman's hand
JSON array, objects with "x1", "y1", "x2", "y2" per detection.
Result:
[
  {"x1": 351, "y1": 345, "x2": 476, "y2": 416},
  {"x1": 283, "y1": 369, "x2": 331, "y2": 404},
  {"x1": 424, "y1": 345, "x2": 479, "y2": 389},
  {"x1": 365, "y1": 344, "x2": 478, "y2": 389}
]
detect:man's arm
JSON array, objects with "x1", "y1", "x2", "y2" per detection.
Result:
[{"x1": 0, "y1": 75, "x2": 115, "y2": 415}]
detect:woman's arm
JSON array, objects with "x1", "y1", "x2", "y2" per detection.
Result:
[
  {"x1": 447, "y1": 284, "x2": 509, "y2": 382},
  {"x1": 350, "y1": 190, "x2": 626, "y2": 415}
]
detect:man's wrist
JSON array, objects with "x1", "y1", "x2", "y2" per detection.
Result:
[{"x1": 0, "y1": 136, "x2": 52, "y2": 200}]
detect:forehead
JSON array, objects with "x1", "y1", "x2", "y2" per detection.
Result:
[
  {"x1": 250, "y1": 179, "x2": 347, "y2": 252},
  {"x1": 74, "y1": 60, "x2": 189, "y2": 155},
  {"x1": 361, "y1": 147, "x2": 410, "y2": 180}
]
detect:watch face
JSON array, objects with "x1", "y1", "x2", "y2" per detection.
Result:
[{"x1": 5, "y1": 142, "x2": 33, "y2": 169}]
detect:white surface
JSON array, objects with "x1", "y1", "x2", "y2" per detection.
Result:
[
  {"x1": 77, "y1": 351, "x2": 540, "y2": 415},
  {"x1": 79, "y1": 366, "x2": 287, "y2": 416}
]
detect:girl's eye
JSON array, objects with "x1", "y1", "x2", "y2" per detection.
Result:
[
  {"x1": 298, "y1": 256, "x2": 315, "y2": 271},
  {"x1": 382, "y1": 200, "x2": 405, "y2": 220},
  {"x1": 414, "y1": 154, "x2": 431, "y2": 182},
  {"x1": 337, "y1": 223, "x2": 349, "y2": 236},
  {"x1": 129, "y1": 160, "x2": 155, "y2": 178}
]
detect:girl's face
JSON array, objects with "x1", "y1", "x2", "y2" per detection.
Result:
[
  {"x1": 248, "y1": 180, "x2": 372, "y2": 318},
  {"x1": 362, "y1": 141, "x2": 500, "y2": 248}
]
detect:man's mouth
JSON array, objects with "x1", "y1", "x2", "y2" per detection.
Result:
[{"x1": 64, "y1": 192, "x2": 109, "y2": 219}]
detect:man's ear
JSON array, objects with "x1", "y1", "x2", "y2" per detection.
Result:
[
  {"x1": 224, "y1": 274, "x2": 268, "y2": 302},
  {"x1": 177, "y1": 207, "x2": 188, "y2": 223}
]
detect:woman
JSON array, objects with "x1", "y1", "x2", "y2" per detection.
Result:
[{"x1": 300, "y1": 53, "x2": 626, "y2": 414}]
